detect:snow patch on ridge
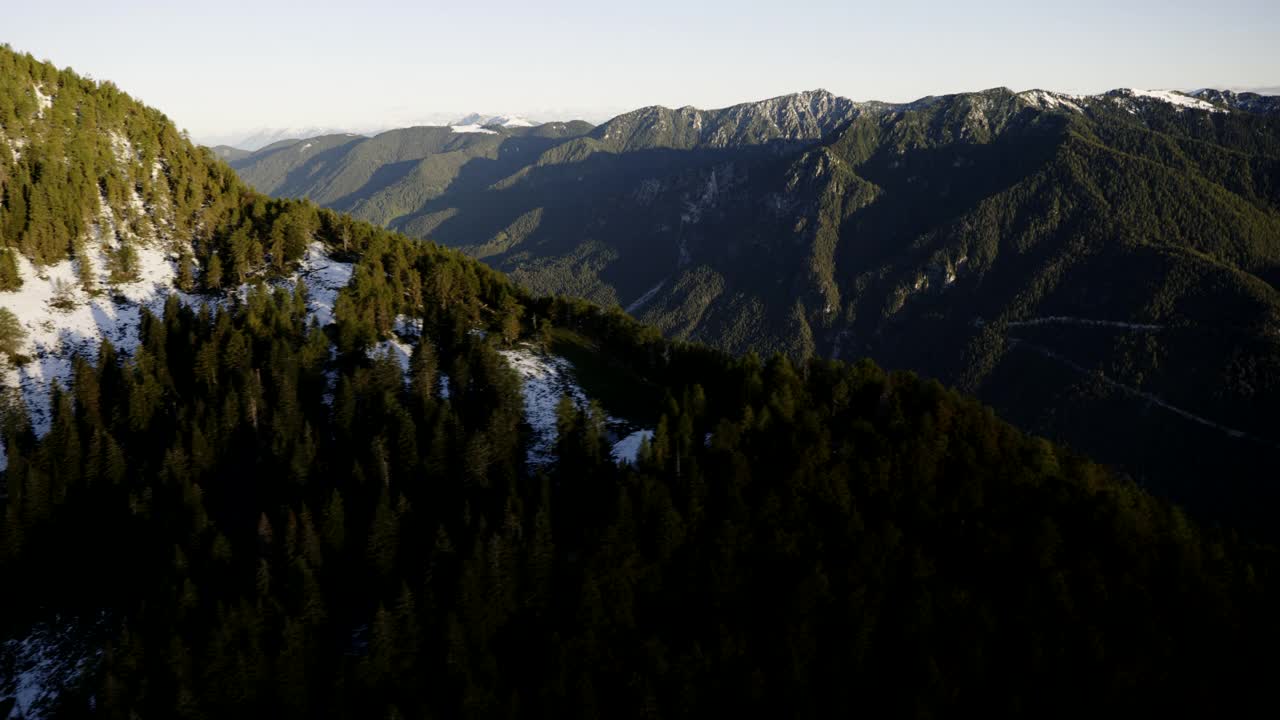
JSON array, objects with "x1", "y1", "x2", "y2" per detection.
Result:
[
  {"x1": 1124, "y1": 88, "x2": 1224, "y2": 112},
  {"x1": 368, "y1": 337, "x2": 413, "y2": 382},
  {"x1": 393, "y1": 314, "x2": 422, "y2": 338},
  {"x1": 1108, "y1": 88, "x2": 1226, "y2": 114},
  {"x1": 1014, "y1": 87, "x2": 1233, "y2": 117},
  {"x1": 0, "y1": 241, "x2": 181, "y2": 439},
  {"x1": 499, "y1": 346, "x2": 642, "y2": 469},
  {"x1": 611, "y1": 429, "x2": 654, "y2": 465},
  {"x1": 449, "y1": 124, "x2": 498, "y2": 135},
  {"x1": 625, "y1": 280, "x2": 666, "y2": 314},
  {"x1": 0, "y1": 240, "x2": 354, "y2": 466},
  {"x1": 295, "y1": 242, "x2": 354, "y2": 327},
  {"x1": 32, "y1": 85, "x2": 53, "y2": 118},
  {"x1": 1018, "y1": 90, "x2": 1083, "y2": 113},
  {"x1": 1, "y1": 614, "x2": 107, "y2": 720},
  {"x1": 500, "y1": 348, "x2": 587, "y2": 467},
  {"x1": 108, "y1": 131, "x2": 135, "y2": 165}
]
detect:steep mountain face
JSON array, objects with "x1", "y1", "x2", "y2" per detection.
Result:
[
  {"x1": 581, "y1": 89, "x2": 861, "y2": 152},
  {"x1": 229, "y1": 86, "x2": 1280, "y2": 534},
  {"x1": 5, "y1": 44, "x2": 1280, "y2": 720}
]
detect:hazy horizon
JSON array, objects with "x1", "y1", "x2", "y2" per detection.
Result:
[{"x1": 6, "y1": 0, "x2": 1278, "y2": 146}]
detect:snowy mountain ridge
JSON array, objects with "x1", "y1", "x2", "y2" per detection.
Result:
[
  {"x1": 1189, "y1": 88, "x2": 1280, "y2": 115},
  {"x1": 201, "y1": 84, "x2": 1278, "y2": 155},
  {"x1": 450, "y1": 113, "x2": 537, "y2": 129}
]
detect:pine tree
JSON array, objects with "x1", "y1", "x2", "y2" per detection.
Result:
[
  {"x1": 528, "y1": 486, "x2": 554, "y2": 608},
  {"x1": 0, "y1": 248, "x2": 21, "y2": 290},
  {"x1": 299, "y1": 506, "x2": 323, "y2": 569},
  {"x1": 322, "y1": 489, "x2": 345, "y2": 555},
  {"x1": 0, "y1": 307, "x2": 26, "y2": 360},
  {"x1": 366, "y1": 489, "x2": 400, "y2": 580},
  {"x1": 393, "y1": 584, "x2": 420, "y2": 680},
  {"x1": 204, "y1": 253, "x2": 223, "y2": 290},
  {"x1": 408, "y1": 338, "x2": 437, "y2": 408},
  {"x1": 276, "y1": 617, "x2": 309, "y2": 716},
  {"x1": 498, "y1": 294, "x2": 523, "y2": 345},
  {"x1": 107, "y1": 241, "x2": 139, "y2": 284},
  {"x1": 176, "y1": 250, "x2": 195, "y2": 292},
  {"x1": 365, "y1": 604, "x2": 395, "y2": 690}
]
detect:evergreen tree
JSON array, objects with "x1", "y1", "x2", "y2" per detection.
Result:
[
  {"x1": 0, "y1": 307, "x2": 25, "y2": 360},
  {"x1": 0, "y1": 249, "x2": 21, "y2": 291}
]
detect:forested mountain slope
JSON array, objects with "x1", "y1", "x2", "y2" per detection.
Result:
[
  {"x1": 229, "y1": 87, "x2": 1280, "y2": 535},
  {"x1": 231, "y1": 121, "x2": 595, "y2": 230},
  {"x1": 2, "y1": 45, "x2": 1280, "y2": 718}
]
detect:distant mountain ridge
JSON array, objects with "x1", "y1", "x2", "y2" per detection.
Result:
[
  {"x1": 200, "y1": 114, "x2": 544, "y2": 151},
  {"x1": 208, "y1": 126, "x2": 361, "y2": 151}
]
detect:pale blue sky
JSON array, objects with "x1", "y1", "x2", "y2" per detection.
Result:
[{"x1": 6, "y1": 0, "x2": 1278, "y2": 141}]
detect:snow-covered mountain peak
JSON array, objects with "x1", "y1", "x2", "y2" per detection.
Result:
[
  {"x1": 450, "y1": 113, "x2": 537, "y2": 129},
  {"x1": 1104, "y1": 88, "x2": 1225, "y2": 113},
  {"x1": 1016, "y1": 89, "x2": 1085, "y2": 113}
]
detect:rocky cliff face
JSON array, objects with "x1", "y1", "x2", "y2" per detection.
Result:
[{"x1": 586, "y1": 89, "x2": 862, "y2": 152}]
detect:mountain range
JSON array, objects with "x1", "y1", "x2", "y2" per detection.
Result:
[
  {"x1": 2, "y1": 43, "x2": 1280, "y2": 718},
  {"x1": 226, "y1": 85, "x2": 1280, "y2": 535}
]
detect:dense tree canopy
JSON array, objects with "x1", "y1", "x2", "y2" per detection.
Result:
[{"x1": 1, "y1": 218, "x2": 1277, "y2": 717}]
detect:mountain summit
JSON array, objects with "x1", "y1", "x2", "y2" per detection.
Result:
[{"x1": 582, "y1": 89, "x2": 860, "y2": 151}]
